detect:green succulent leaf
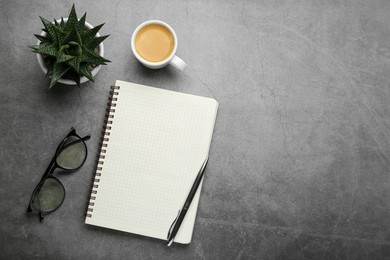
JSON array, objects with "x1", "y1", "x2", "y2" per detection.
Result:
[
  {"x1": 77, "y1": 13, "x2": 87, "y2": 32},
  {"x1": 60, "y1": 17, "x2": 65, "y2": 29},
  {"x1": 81, "y1": 23, "x2": 104, "y2": 46},
  {"x1": 81, "y1": 47, "x2": 110, "y2": 64},
  {"x1": 79, "y1": 63, "x2": 94, "y2": 82},
  {"x1": 40, "y1": 16, "x2": 60, "y2": 47},
  {"x1": 30, "y1": 44, "x2": 59, "y2": 57},
  {"x1": 88, "y1": 35, "x2": 109, "y2": 50},
  {"x1": 57, "y1": 53, "x2": 75, "y2": 63},
  {"x1": 64, "y1": 4, "x2": 78, "y2": 32},
  {"x1": 34, "y1": 34, "x2": 50, "y2": 43},
  {"x1": 49, "y1": 62, "x2": 70, "y2": 88},
  {"x1": 61, "y1": 25, "x2": 80, "y2": 46},
  {"x1": 53, "y1": 26, "x2": 66, "y2": 44},
  {"x1": 66, "y1": 56, "x2": 81, "y2": 73},
  {"x1": 75, "y1": 27, "x2": 82, "y2": 45}
]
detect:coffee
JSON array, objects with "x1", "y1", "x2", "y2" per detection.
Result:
[{"x1": 135, "y1": 24, "x2": 174, "y2": 62}]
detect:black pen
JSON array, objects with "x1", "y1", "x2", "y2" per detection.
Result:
[{"x1": 167, "y1": 156, "x2": 209, "y2": 246}]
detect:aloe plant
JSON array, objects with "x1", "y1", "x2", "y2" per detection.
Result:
[{"x1": 30, "y1": 4, "x2": 110, "y2": 88}]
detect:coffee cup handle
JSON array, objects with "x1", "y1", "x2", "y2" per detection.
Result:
[{"x1": 169, "y1": 55, "x2": 187, "y2": 71}]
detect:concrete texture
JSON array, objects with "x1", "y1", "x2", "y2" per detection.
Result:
[{"x1": 1, "y1": 0, "x2": 390, "y2": 259}]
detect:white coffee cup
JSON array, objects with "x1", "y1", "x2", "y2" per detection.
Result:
[{"x1": 131, "y1": 20, "x2": 186, "y2": 71}]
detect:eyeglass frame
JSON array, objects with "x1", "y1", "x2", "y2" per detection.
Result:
[{"x1": 27, "y1": 127, "x2": 91, "y2": 221}]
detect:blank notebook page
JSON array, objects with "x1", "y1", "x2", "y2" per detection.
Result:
[{"x1": 85, "y1": 80, "x2": 218, "y2": 244}]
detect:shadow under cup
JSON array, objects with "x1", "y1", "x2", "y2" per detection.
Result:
[{"x1": 30, "y1": 136, "x2": 87, "y2": 213}]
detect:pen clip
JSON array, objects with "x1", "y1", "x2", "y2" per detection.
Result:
[{"x1": 167, "y1": 210, "x2": 181, "y2": 246}]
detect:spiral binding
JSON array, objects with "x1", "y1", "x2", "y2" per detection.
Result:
[{"x1": 86, "y1": 85, "x2": 120, "y2": 218}]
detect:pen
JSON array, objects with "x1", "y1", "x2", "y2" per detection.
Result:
[{"x1": 167, "y1": 156, "x2": 209, "y2": 246}]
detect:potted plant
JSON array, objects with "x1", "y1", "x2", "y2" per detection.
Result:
[{"x1": 30, "y1": 4, "x2": 110, "y2": 88}]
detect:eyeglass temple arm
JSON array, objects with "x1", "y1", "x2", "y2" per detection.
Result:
[{"x1": 82, "y1": 134, "x2": 91, "y2": 141}]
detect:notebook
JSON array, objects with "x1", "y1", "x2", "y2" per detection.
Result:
[{"x1": 85, "y1": 80, "x2": 218, "y2": 244}]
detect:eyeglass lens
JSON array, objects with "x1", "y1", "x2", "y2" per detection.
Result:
[
  {"x1": 31, "y1": 177, "x2": 65, "y2": 212},
  {"x1": 56, "y1": 135, "x2": 87, "y2": 170}
]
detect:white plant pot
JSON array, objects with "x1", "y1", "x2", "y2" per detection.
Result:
[{"x1": 36, "y1": 18, "x2": 105, "y2": 85}]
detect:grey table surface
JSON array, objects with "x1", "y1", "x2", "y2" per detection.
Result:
[{"x1": 1, "y1": 0, "x2": 390, "y2": 259}]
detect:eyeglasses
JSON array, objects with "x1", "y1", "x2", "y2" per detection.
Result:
[{"x1": 27, "y1": 127, "x2": 91, "y2": 221}]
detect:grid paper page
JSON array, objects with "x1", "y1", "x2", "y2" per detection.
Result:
[{"x1": 85, "y1": 80, "x2": 218, "y2": 244}]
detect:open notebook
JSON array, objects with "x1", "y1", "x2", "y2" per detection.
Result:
[{"x1": 85, "y1": 80, "x2": 218, "y2": 244}]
